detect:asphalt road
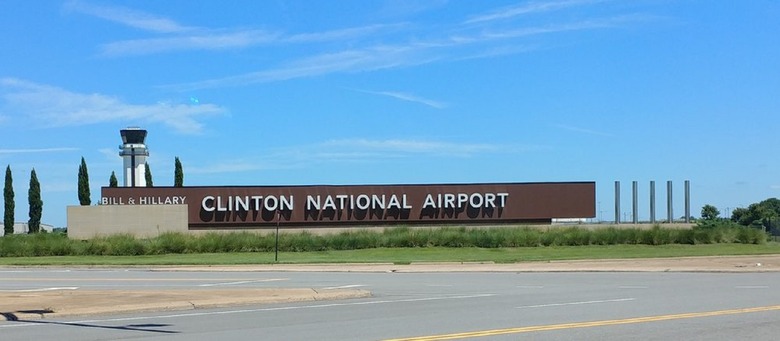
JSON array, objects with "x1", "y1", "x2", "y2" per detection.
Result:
[{"x1": 2, "y1": 269, "x2": 780, "y2": 340}]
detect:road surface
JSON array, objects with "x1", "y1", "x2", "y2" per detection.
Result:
[{"x1": 2, "y1": 265, "x2": 780, "y2": 340}]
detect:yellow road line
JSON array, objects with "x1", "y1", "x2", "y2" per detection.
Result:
[{"x1": 385, "y1": 305, "x2": 780, "y2": 341}]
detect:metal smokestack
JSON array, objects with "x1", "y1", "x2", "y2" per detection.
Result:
[
  {"x1": 632, "y1": 181, "x2": 638, "y2": 224},
  {"x1": 667, "y1": 181, "x2": 673, "y2": 223},
  {"x1": 650, "y1": 181, "x2": 656, "y2": 224},
  {"x1": 615, "y1": 181, "x2": 621, "y2": 224},
  {"x1": 685, "y1": 180, "x2": 691, "y2": 223}
]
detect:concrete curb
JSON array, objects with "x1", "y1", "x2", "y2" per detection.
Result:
[
  {"x1": 148, "y1": 255, "x2": 780, "y2": 273},
  {"x1": 0, "y1": 288, "x2": 371, "y2": 320}
]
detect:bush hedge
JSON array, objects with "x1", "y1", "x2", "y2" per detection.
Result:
[{"x1": 0, "y1": 224, "x2": 769, "y2": 257}]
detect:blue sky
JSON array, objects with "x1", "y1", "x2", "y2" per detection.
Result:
[{"x1": 1, "y1": 0, "x2": 778, "y2": 227}]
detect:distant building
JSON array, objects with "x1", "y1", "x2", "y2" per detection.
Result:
[{"x1": 0, "y1": 222, "x2": 55, "y2": 236}]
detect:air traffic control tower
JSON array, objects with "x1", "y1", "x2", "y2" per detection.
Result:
[{"x1": 119, "y1": 127, "x2": 149, "y2": 187}]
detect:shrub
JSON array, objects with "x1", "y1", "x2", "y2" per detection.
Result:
[
  {"x1": 103, "y1": 234, "x2": 146, "y2": 256},
  {"x1": 513, "y1": 228, "x2": 543, "y2": 247},
  {"x1": 0, "y1": 224, "x2": 771, "y2": 257},
  {"x1": 437, "y1": 227, "x2": 468, "y2": 247},
  {"x1": 736, "y1": 227, "x2": 768, "y2": 244},
  {"x1": 196, "y1": 232, "x2": 263, "y2": 253},
  {"x1": 675, "y1": 229, "x2": 696, "y2": 244},
  {"x1": 145, "y1": 232, "x2": 190, "y2": 254},
  {"x1": 561, "y1": 227, "x2": 591, "y2": 246},
  {"x1": 643, "y1": 226, "x2": 673, "y2": 246},
  {"x1": 280, "y1": 231, "x2": 326, "y2": 251}
]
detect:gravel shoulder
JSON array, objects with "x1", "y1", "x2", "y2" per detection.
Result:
[{"x1": 2, "y1": 255, "x2": 779, "y2": 321}]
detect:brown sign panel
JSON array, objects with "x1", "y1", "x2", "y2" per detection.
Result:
[{"x1": 101, "y1": 182, "x2": 595, "y2": 228}]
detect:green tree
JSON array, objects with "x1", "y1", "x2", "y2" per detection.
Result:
[
  {"x1": 174, "y1": 157, "x2": 184, "y2": 187},
  {"x1": 78, "y1": 157, "x2": 90, "y2": 205},
  {"x1": 109, "y1": 171, "x2": 118, "y2": 187},
  {"x1": 731, "y1": 198, "x2": 780, "y2": 229},
  {"x1": 144, "y1": 163, "x2": 153, "y2": 187},
  {"x1": 700, "y1": 204, "x2": 720, "y2": 220},
  {"x1": 731, "y1": 207, "x2": 748, "y2": 222},
  {"x1": 27, "y1": 168, "x2": 42, "y2": 233},
  {"x1": 3, "y1": 165, "x2": 14, "y2": 235}
]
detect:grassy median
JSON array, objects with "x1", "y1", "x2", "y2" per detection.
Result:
[
  {"x1": 0, "y1": 225, "x2": 777, "y2": 265},
  {"x1": 1, "y1": 244, "x2": 779, "y2": 266}
]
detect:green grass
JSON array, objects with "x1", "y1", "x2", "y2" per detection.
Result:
[
  {"x1": 1, "y1": 224, "x2": 775, "y2": 266},
  {"x1": 1, "y1": 225, "x2": 770, "y2": 257},
  {"x1": 1, "y1": 243, "x2": 779, "y2": 266}
]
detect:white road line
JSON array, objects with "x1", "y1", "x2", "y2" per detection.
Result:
[
  {"x1": 425, "y1": 284, "x2": 453, "y2": 287},
  {"x1": 618, "y1": 286, "x2": 649, "y2": 289},
  {"x1": 517, "y1": 298, "x2": 635, "y2": 309},
  {"x1": 321, "y1": 284, "x2": 366, "y2": 290},
  {"x1": 735, "y1": 286, "x2": 769, "y2": 289},
  {"x1": 0, "y1": 294, "x2": 497, "y2": 329},
  {"x1": 197, "y1": 278, "x2": 288, "y2": 287},
  {"x1": 0, "y1": 287, "x2": 79, "y2": 292}
]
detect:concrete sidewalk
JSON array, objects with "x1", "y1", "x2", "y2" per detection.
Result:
[{"x1": 0, "y1": 288, "x2": 370, "y2": 321}]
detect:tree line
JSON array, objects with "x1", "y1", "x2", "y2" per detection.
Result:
[
  {"x1": 701, "y1": 198, "x2": 780, "y2": 231},
  {"x1": 3, "y1": 156, "x2": 184, "y2": 236}
]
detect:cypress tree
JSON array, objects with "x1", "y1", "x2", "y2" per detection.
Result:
[
  {"x1": 3, "y1": 165, "x2": 13, "y2": 235},
  {"x1": 144, "y1": 163, "x2": 153, "y2": 187},
  {"x1": 78, "y1": 157, "x2": 91, "y2": 205},
  {"x1": 109, "y1": 171, "x2": 118, "y2": 187},
  {"x1": 28, "y1": 168, "x2": 42, "y2": 233},
  {"x1": 174, "y1": 157, "x2": 184, "y2": 187}
]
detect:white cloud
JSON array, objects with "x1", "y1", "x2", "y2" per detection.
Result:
[
  {"x1": 286, "y1": 24, "x2": 407, "y2": 43},
  {"x1": 465, "y1": 0, "x2": 608, "y2": 24},
  {"x1": 70, "y1": 1, "x2": 655, "y2": 89},
  {"x1": 166, "y1": 45, "x2": 439, "y2": 91},
  {"x1": 478, "y1": 15, "x2": 647, "y2": 40},
  {"x1": 82, "y1": 2, "x2": 405, "y2": 58},
  {"x1": 98, "y1": 23, "x2": 409, "y2": 57},
  {"x1": 454, "y1": 44, "x2": 539, "y2": 61},
  {"x1": 99, "y1": 24, "x2": 404, "y2": 57},
  {"x1": 0, "y1": 147, "x2": 79, "y2": 154},
  {"x1": 187, "y1": 138, "x2": 536, "y2": 174},
  {"x1": 65, "y1": 0, "x2": 197, "y2": 33},
  {"x1": 355, "y1": 89, "x2": 447, "y2": 109},
  {"x1": 167, "y1": 13, "x2": 652, "y2": 91},
  {"x1": 100, "y1": 30, "x2": 280, "y2": 56},
  {"x1": 0, "y1": 78, "x2": 226, "y2": 134}
]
